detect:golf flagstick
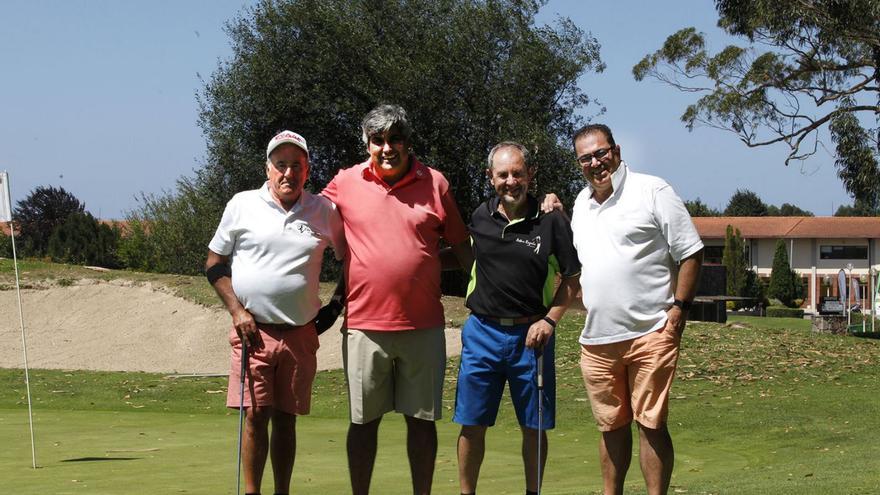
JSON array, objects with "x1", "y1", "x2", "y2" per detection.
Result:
[
  {"x1": 1, "y1": 171, "x2": 36, "y2": 469},
  {"x1": 536, "y1": 347, "x2": 544, "y2": 495},
  {"x1": 236, "y1": 340, "x2": 248, "y2": 495}
]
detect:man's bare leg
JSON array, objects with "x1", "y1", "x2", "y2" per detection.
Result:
[
  {"x1": 405, "y1": 415, "x2": 437, "y2": 495},
  {"x1": 243, "y1": 406, "x2": 272, "y2": 494},
  {"x1": 599, "y1": 424, "x2": 632, "y2": 495},
  {"x1": 521, "y1": 426, "x2": 548, "y2": 493},
  {"x1": 348, "y1": 417, "x2": 382, "y2": 495},
  {"x1": 638, "y1": 422, "x2": 674, "y2": 495},
  {"x1": 270, "y1": 411, "x2": 296, "y2": 494},
  {"x1": 457, "y1": 425, "x2": 487, "y2": 493}
]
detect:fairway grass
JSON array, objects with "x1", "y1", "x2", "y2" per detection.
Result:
[{"x1": 2, "y1": 315, "x2": 879, "y2": 494}]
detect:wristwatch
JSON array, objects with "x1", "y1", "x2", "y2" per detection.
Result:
[{"x1": 672, "y1": 299, "x2": 693, "y2": 312}]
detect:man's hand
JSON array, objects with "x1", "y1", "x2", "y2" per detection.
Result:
[
  {"x1": 525, "y1": 319, "x2": 554, "y2": 349},
  {"x1": 662, "y1": 306, "x2": 687, "y2": 339},
  {"x1": 313, "y1": 300, "x2": 343, "y2": 335},
  {"x1": 233, "y1": 307, "x2": 262, "y2": 351},
  {"x1": 539, "y1": 193, "x2": 564, "y2": 213}
]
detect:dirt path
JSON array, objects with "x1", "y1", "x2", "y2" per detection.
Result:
[{"x1": 0, "y1": 281, "x2": 461, "y2": 374}]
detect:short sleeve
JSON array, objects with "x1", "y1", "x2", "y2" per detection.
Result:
[
  {"x1": 439, "y1": 186, "x2": 469, "y2": 245},
  {"x1": 321, "y1": 169, "x2": 341, "y2": 204},
  {"x1": 652, "y1": 184, "x2": 704, "y2": 262},
  {"x1": 550, "y1": 211, "x2": 581, "y2": 277},
  {"x1": 208, "y1": 198, "x2": 240, "y2": 256},
  {"x1": 327, "y1": 201, "x2": 347, "y2": 261}
]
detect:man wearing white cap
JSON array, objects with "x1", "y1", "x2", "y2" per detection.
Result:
[{"x1": 205, "y1": 130, "x2": 346, "y2": 495}]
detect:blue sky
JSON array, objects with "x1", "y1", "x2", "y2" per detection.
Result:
[{"x1": 1, "y1": 0, "x2": 854, "y2": 219}]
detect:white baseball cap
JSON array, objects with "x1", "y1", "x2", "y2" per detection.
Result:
[{"x1": 266, "y1": 130, "x2": 309, "y2": 158}]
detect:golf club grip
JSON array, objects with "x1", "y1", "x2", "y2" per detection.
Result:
[
  {"x1": 240, "y1": 340, "x2": 248, "y2": 384},
  {"x1": 536, "y1": 352, "x2": 544, "y2": 389}
]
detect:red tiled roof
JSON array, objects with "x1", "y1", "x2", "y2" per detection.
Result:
[{"x1": 694, "y1": 216, "x2": 880, "y2": 239}]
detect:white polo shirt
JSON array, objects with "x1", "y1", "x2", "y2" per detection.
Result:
[
  {"x1": 209, "y1": 183, "x2": 346, "y2": 325},
  {"x1": 571, "y1": 163, "x2": 703, "y2": 345}
]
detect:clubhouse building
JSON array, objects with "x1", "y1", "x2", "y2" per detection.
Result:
[{"x1": 693, "y1": 217, "x2": 880, "y2": 314}]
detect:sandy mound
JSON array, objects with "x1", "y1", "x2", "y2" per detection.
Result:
[{"x1": 0, "y1": 281, "x2": 461, "y2": 374}]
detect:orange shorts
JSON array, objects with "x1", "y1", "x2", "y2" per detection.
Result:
[
  {"x1": 579, "y1": 328, "x2": 680, "y2": 431},
  {"x1": 227, "y1": 322, "x2": 319, "y2": 416}
]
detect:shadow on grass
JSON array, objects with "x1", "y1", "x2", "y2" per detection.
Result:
[{"x1": 61, "y1": 457, "x2": 140, "y2": 462}]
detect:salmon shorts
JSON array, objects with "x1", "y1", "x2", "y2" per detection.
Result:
[
  {"x1": 580, "y1": 328, "x2": 680, "y2": 431},
  {"x1": 227, "y1": 322, "x2": 319, "y2": 416}
]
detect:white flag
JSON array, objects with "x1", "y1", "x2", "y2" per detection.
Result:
[{"x1": 0, "y1": 171, "x2": 12, "y2": 222}]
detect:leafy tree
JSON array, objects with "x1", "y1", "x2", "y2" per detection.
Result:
[
  {"x1": 120, "y1": 178, "x2": 220, "y2": 275},
  {"x1": 685, "y1": 197, "x2": 720, "y2": 216},
  {"x1": 47, "y1": 212, "x2": 120, "y2": 268},
  {"x1": 722, "y1": 225, "x2": 747, "y2": 296},
  {"x1": 768, "y1": 239, "x2": 797, "y2": 306},
  {"x1": 724, "y1": 189, "x2": 768, "y2": 216},
  {"x1": 14, "y1": 186, "x2": 85, "y2": 256},
  {"x1": 633, "y1": 0, "x2": 880, "y2": 208},
  {"x1": 196, "y1": 0, "x2": 604, "y2": 218},
  {"x1": 834, "y1": 199, "x2": 880, "y2": 216},
  {"x1": 767, "y1": 203, "x2": 813, "y2": 216}
]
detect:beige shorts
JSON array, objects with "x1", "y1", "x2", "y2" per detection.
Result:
[
  {"x1": 343, "y1": 327, "x2": 446, "y2": 424},
  {"x1": 580, "y1": 328, "x2": 680, "y2": 431}
]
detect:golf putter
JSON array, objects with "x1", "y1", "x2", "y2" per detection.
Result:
[
  {"x1": 535, "y1": 347, "x2": 544, "y2": 495},
  {"x1": 236, "y1": 339, "x2": 248, "y2": 495}
]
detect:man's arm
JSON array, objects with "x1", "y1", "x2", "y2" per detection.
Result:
[
  {"x1": 205, "y1": 250, "x2": 262, "y2": 350},
  {"x1": 525, "y1": 274, "x2": 581, "y2": 349},
  {"x1": 663, "y1": 248, "x2": 704, "y2": 337},
  {"x1": 313, "y1": 270, "x2": 346, "y2": 335},
  {"x1": 440, "y1": 239, "x2": 474, "y2": 273}
]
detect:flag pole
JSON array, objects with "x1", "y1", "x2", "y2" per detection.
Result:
[{"x1": 1, "y1": 171, "x2": 36, "y2": 468}]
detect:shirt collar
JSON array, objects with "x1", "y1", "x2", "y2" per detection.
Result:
[
  {"x1": 488, "y1": 194, "x2": 540, "y2": 221},
  {"x1": 361, "y1": 155, "x2": 428, "y2": 189},
  {"x1": 585, "y1": 161, "x2": 628, "y2": 203},
  {"x1": 259, "y1": 181, "x2": 305, "y2": 213}
]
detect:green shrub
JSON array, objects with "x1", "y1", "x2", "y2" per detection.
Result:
[
  {"x1": 0, "y1": 232, "x2": 12, "y2": 258},
  {"x1": 46, "y1": 212, "x2": 120, "y2": 267},
  {"x1": 768, "y1": 239, "x2": 797, "y2": 306},
  {"x1": 766, "y1": 306, "x2": 804, "y2": 318}
]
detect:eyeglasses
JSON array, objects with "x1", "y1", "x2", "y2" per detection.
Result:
[{"x1": 576, "y1": 147, "x2": 613, "y2": 166}]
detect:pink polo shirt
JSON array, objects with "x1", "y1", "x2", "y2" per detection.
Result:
[{"x1": 322, "y1": 158, "x2": 468, "y2": 331}]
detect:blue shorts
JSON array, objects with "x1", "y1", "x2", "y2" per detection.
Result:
[{"x1": 453, "y1": 314, "x2": 555, "y2": 429}]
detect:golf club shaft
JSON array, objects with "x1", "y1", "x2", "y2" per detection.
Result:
[
  {"x1": 236, "y1": 339, "x2": 248, "y2": 495},
  {"x1": 536, "y1": 348, "x2": 544, "y2": 495}
]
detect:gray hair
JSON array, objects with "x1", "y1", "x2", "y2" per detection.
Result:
[
  {"x1": 487, "y1": 141, "x2": 531, "y2": 170},
  {"x1": 361, "y1": 104, "x2": 413, "y2": 144}
]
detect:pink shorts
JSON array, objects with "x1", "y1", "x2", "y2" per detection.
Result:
[
  {"x1": 227, "y1": 322, "x2": 319, "y2": 415},
  {"x1": 580, "y1": 328, "x2": 680, "y2": 431}
]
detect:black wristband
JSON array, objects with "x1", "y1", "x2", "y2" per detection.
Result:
[
  {"x1": 673, "y1": 299, "x2": 692, "y2": 312},
  {"x1": 205, "y1": 263, "x2": 231, "y2": 284},
  {"x1": 542, "y1": 316, "x2": 557, "y2": 328}
]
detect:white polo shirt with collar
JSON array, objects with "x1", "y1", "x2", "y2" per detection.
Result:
[
  {"x1": 209, "y1": 183, "x2": 346, "y2": 325},
  {"x1": 571, "y1": 162, "x2": 703, "y2": 345}
]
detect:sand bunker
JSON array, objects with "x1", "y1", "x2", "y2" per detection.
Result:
[{"x1": 0, "y1": 281, "x2": 461, "y2": 374}]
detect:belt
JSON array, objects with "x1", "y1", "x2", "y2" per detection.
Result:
[{"x1": 478, "y1": 314, "x2": 543, "y2": 326}]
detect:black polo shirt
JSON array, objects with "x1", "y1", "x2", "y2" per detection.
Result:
[{"x1": 466, "y1": 195, "x2": 581, "y2": 318}]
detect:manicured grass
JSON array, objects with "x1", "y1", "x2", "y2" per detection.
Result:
[{"x1": 3, "y1": 315, "x2": 879, "y2": 494}]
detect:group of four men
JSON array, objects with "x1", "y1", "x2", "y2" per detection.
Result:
[{"x1": 205, "y1": 104, "x2": 704, "y2": 495}]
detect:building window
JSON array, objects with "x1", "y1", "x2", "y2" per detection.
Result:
[
  {"x1": 819, "y1": 245, "x2": 868, "y2": 260},
  {"x1": 704, "y1": 246, "x2": 723, "y2": 264}
]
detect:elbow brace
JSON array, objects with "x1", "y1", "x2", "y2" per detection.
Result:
[{"x1": 205, "y1": 263, "x2": 231, "y2": 285}]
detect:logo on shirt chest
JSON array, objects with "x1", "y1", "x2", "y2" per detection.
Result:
[
  {"x1": 515, "y1": 235, "x2": 541, "y2": 254},
  {"x1": 286, "y1": 221, "x2": 322, "y2": 239}
]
